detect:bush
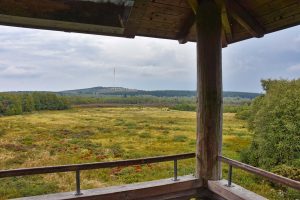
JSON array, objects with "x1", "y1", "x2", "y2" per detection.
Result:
[
  {"x1": 271, "y1": 165, "x2": 300, "y2": 181},
  {"x1": 236, "y1": 105, "x2": 251, "y2": 120},
  {"x1": 170, "y1": 104, "x2": 196, "y2": 111},
  {"x1": 173, "y1": 135, "x2": 188, "y2": 142},
  {"x1": 139, "y1": 132, "x2": 151, "y2": 138},
  {"x1": 109, "y1": 143, "x2": 124, "y2": 157},
  {"x1": 242, "y1": 79, "x2": 300, "y2": 170},
  {"x1": 223, "y1": 105, "x2": 239, "y2": 113}
]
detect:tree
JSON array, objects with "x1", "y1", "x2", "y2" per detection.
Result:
[
  {"x1": 22, "y1": 94, "x2": 35, "y2": 112},
  {"x1": 241, "y1": 79, "x2": 300, "y2": 171}
]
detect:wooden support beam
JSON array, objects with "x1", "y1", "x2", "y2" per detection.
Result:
[
  {"x1": 227, "y1": 0, "x2": 264, "y2": 37},
  {"x1": 221, "y1": 28, "x2": 228, "y2": 48},
  {"x1": 195, "y1": 0, "x2": 223, "y2": 184},
  {"x1": 177, "y1": 11, "x2": 195, "y2": 44}
]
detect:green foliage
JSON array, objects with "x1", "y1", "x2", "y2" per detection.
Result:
[
  {"x1": 223, "y1": 105, "x2": 240, "y2": 113},
  {"x1": 139, "y1": 132, "x2": 152, "y2": 138},
  {"x1": 271, "y1": 165, "x2": 300, "y2": 181},
  {"x1": 173, "y1": 135, "x2": 188, "y2": 142},
  {"x1": 109, "y1": 143, "x2": 125, "y2": 157},
  {"x1": 0, "y1": 92, "x2": 70, "y2": 116},
  {"x1": 170, "y1": 103, "x2": 196, "y2": 111},
  {"x1": 242, "y1": 79, "x2": 300, "y2": 170},
  {"x1": 0, "y1": 107, "x2": 290, "y2": 199},
  {"x1": 0, "y1": 176, "x2": 58, "y2": 199},
  {"x1": 236, "y1": 105, "x2": 251, "y2": 120}
]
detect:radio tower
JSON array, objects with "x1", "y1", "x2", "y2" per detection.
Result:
[{"x1": 113, "y1": 67, "x2": 116, "y2": 90}]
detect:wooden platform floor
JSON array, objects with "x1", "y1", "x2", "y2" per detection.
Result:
[{"x1": 12, "y1": 176, "x2": 267, "y2": 200}]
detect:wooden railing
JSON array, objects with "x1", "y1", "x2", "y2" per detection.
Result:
[
  {"x1": 0, "y1": 153, "x2": 195, "y2": 196},
  {"x1": 219, "y1": 156, "x2": 300, "y2": 191},
  {"x1": 1, "y1": 153, "x2": 299, "y2": 198}
]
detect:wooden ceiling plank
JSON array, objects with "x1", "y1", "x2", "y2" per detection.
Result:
[
  {"x1": 124, "y1": 0, "x2": 150, "y2": 38},
  {"x1": 175, "y1": 0, "x2": 198, "y2": 44},
  {"x1": 147, "y1": 3, "x2": 189, "y2": 16},
  {"x1": 176, "y1": 11, "x2": 195, "y2": 44},
  {"x1": 228, "y1": 0, "x2": 265, "y2": 38}
]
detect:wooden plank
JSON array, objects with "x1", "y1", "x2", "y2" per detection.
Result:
[
  {"x1": 146, "y1": 2, "x2": 189, "y2": 16},
  {"x1": 208, "y1": 180, "x2": 267, "y2": 200},
  {"x1": 221, "y1": 0, "x2": 233, "y2": 41},
  {"x1": 195, "y1": 0, "x2": 223, "y2": 183},
  {"x1": 219, "y1": 156, "x2": 300, "y2": 191},
  {"x1": 0, "y1": 14, "x2": 124, "y2": 37},
  {"x1": 124, "y1": 0, "x2": 150, "y2": 38},
  {"x1": 0, "y1": 153, "x2": 195, "y2": 178},
  {"x1": 12, "y1": 175, "x2": 202, "y2": 200},
  {"x1": 177, "y1": 11, "x2": 195, "y2": 44},
  {"x1": 228, "y1": 0, "x2": 265, "y2": 37},
  {"x1": 154, "y1": 0, "x2": 190, "y2": 8}
]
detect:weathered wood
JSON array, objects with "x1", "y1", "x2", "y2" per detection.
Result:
[
  {"x1": 208, "y1": 180, "x2": 267, "y2": 200},
  {"x1": 0, "y1": 153, "x2": 195, "y2": 178},
  {"x1": 195, "y1": 0, "x2": 223, "y2": 183},
  {"x1": 228, "y1": 0, "x2": 265, "y2": 37},
  {"x1": 177, "y1": 11, "x2": 195, "y2": 44},
  {"x1": 0, "y1": 0, "x2": 299, "y2": 45},
  {"x1": 12, "y1": 175, "x2": 202, "y2": 200},
  {"x1": 219, "y1": 156, "x2": 300, "y2": 191},
  {"x1": 221, "y1": 0, "x2": 233, "y2": 41},
  {"x1": 0, "y1": 14, "x2": 125, "y2": 37},
  {"x1": 123, "y1": 0, "x2": 150, "y2": 38}
]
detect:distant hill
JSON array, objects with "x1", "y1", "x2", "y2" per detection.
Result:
[{"x1": 59, "y1": 86, "x2": 260, "y2": 99}]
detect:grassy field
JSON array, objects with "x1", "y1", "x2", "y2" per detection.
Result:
[{"x1": 0, "y1": 107, "x2": 289, "y2": 199}]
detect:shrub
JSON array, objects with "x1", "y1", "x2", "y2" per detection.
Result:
[
  {"x1": 173, "y1": 135, "x2": 188, "y2": 142},
  {"x1": 235, "y1": 105, "x2": 251, "y2": 120},
  {"x1": 139, "y1": 132, "x2": 151, "y2": 138},
  {"x1": 242, "y1": 79, "x2": 300, "y2": 170},
  {"x1": 170, "y1": 104, "x2": 196, "y2": 111},
  {"x1": 109, "y1": 143, "x2": 124, "y2": 157},
  {"x1": 271, "y1": 165, "x2": 300, "y2": 181}
]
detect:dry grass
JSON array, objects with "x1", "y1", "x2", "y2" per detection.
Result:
[{"x1": 0, "y1": 107, "x2": 285, "y2": 199}]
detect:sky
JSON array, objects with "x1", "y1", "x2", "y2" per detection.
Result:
[{"x1": 0, "y1": 25, "x2": 299, "y2": 93}]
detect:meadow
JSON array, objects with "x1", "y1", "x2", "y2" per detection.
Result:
[{"x1": 0, "y1": 107, "x2": 291, "y2": 199}]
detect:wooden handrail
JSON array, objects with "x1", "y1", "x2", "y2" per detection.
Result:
[
  {"x1": 219, "y1": 156, "x2": 300, "y2": 191},
  {"x1": 0, "y1": 153, "x2": 195, "y2": 178}
]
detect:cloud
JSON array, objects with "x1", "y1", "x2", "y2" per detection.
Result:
[
  {"x1": 1, "y1": 65, "x2": 40, "y2": 78},
  {"x1": 287, "y1": 64, "x2": 300, "y2": 72},
  {"x1": 0, "y1": 25, "x2": 299, "y2": 92}
]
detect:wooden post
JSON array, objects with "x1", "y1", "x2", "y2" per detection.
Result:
[{"x1": 195, "y1": 0, "x2": 223, "y2": 184}]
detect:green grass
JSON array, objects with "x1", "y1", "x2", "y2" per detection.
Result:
[{"x1": 0, "y1": 107, "x2": 290, "y2": 199}]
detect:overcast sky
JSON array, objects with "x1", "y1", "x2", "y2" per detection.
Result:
[{"x1": 0, "y1": 25, "x2": 299, "y2": 93}]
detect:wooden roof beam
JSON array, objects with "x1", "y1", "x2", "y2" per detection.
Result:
[
  {"x1": 176, "y1": 0, "x2": 198, "y2": 44},
  {"x1": 227, "y1": 0, "x2": 264, "y2": 38},
  {"x1": 220, "y1": 0, "x2": 233, "y2": 42},
  {"x1": 177, "y1": 11, "x2": 195, "y2": 44}
]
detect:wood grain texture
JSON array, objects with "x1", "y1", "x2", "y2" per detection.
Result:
[
  {"x1": 12, "y1": 175, "x2": 202, "y2": 200},
  {"x1": 208, "y1": 180, "x2": 267, "y2": 200},
  {"x1": 195, "y1": 0, "x2": 223, "y2": 183},
  {"x1": 0, "y1": 0, "x2": 299, "y2": 45}
]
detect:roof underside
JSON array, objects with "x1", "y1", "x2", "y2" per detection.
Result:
[{"x1": 0, "y1": 0, "x2": 299, "y2": 46}]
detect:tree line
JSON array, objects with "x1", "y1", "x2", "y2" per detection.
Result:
[{"x1": 0, "y1": 92, "x2": 70, "y2": 116}]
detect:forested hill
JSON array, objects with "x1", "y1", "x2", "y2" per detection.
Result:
[{"x1": 59, "y1": 86, "x2": 260, "y2": 99}]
